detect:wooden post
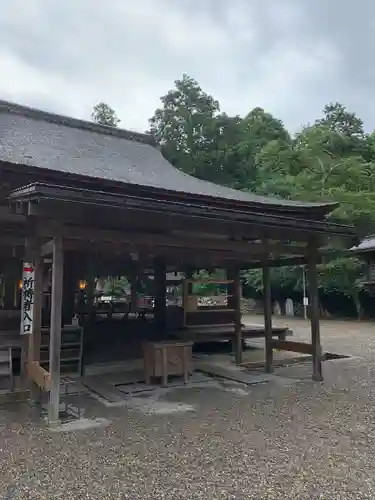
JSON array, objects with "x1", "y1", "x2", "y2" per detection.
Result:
[
  {"x1": 48, "y1": 236, "x2": 64, "y2": 426},
  {"x1": 130, "y1": 261, "x2": 138, "y2": 314},
  {"x1": 183, "y1": 268, "x2": 194, "y2": 327},
  {"x1": 233, "y1": 267, "x2": 242, "y2": 364},
  {"x1": 154, "y1": 257, "x2": 167, "y2": 332},
  {"x1": 62, "y1": 251, "x2": 76, "y2": 326},
  {"x1": 227, "y1": 267, "x2": 243, "y2": 364},
  {"x1": 263, "y1": 261, "x2": 273, "y2": 373},
  {"x1": 86, "y1": 254, "x2": 96, "y2": 322},
  {"x1": 308, "y1": 241, "x2": 323, "y2": 381},
  {"x1": 28, "y1": 242, "x2": 43, "y2": 403}
]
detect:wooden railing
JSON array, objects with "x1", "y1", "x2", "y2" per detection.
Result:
[{"x1": 271, "y1": 340, "x2": 318, "y2": 355}]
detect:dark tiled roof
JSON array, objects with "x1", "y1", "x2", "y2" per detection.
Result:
[{"x1": 0, "y1": 100, "x2": 334, "y2": 210}]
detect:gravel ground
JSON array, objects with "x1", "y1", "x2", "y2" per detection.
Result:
[{"x1": 1, "y1": 316, "x2": 375, "y2": 499}]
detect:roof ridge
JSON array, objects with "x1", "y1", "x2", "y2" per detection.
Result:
[{"x1": 0, "y1": 99, "x2": 156, "y2": 146}]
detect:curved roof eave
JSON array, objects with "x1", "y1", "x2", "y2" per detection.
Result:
[{"x1": 0, "y1": 99, "x2": 338, "y2": 216}]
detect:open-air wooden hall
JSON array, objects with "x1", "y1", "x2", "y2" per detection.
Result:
[{"x1": 0, "y1": 100, "x2": 356, "y2": 425}]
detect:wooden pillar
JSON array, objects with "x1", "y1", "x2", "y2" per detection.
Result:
[
  {"x1": 48, "y1": 236, "x2": 64, "y2": 426},
  {"x1": 233, "y1": 268, "x2": 243, "y2": 364},
  {"x1": 308, "y1": 241, "x2": 323, "y2": 381},
  {"x1": 263, "y1": 262, "x2": 273, "y2": 373},
  {"x1": 227, "y1": 267, "x2": 243, "y2": 364},
  {"x1": 130, "y1": 262, "x2": 138, "y2": 314},
  {"x1": 85, "y1": 254, "x2": 96, "y2": 322},
  {"x1": 182, "y1": 268, "x2": 194, "y2": 328},
  {"x1": 29, "y1": 242, "x2": 43, "y2": 403},
  {"x1": 154, "y1": 257, "x2": 167, "y2": 332},
  {"x1": 62, "y1": 251, "x2": 76, "y2": 326}
]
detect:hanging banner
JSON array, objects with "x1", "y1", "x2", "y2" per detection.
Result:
[{"x1": 20, "y1": 262, "x2": 35, "y2": 335}]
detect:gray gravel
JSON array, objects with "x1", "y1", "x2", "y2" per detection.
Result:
[{"x1": 1, "y1": 316, "x2": 375, "y2": 499}]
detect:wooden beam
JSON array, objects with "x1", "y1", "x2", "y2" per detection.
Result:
[
  {"x1": 48, "y1": 236, "x2": 64, "y2": 426},
  {"x1": 59, "y1": 239, "x2": 264, "y2": 268},
  {"x1": 25, "y1": 197, "x2": 331, "y2": 244},
  {"x1": 271, "y1": 340, "x2": 314, "y2": 355},
  {"x1": 308, "y1": 239, "x2": 323, "y2": 381},
  {"x1": 37, "y1": 224, "x2": 307, "y2": 257},
  {"x1": 263, "y1": 260, "x2": 273, "y2": 373}
]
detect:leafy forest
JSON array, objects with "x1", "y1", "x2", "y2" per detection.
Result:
[{"x1": 91, "y1": 74, "x2": 375, "y2": 319}]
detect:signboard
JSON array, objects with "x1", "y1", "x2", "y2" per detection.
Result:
[
  {"x1": 20, "y1": 262, "x2": 35, "y2": 335},
  {"x1": 303, "y1": 296, "x2": 309, "y2": 306}
]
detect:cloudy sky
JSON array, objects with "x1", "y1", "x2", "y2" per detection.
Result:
[{"x1": 0, "y1": 0, "x2": 374, "y2": 133}]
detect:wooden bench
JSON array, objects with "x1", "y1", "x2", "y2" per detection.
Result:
[{"x1": 172, "y1": 324, "x2": 291, "y2": 344}]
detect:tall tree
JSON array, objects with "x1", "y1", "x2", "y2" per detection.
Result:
[
  {"x1": 237, "y1": 108, "x2": 291, "y2": 189},
  {"x1": 247, "y1": 107, "x2": 375, "y2": 316},
  {"x1": 241, "y1": 107, "x2": 290, "y2": 149},
  {"x1": 313, "y1": 102, "x2": 368, "y2": 158},
  {"x1": 147, "y1": 83, "x2": 374, "y2": 317},
  {"x1": 149, "y1": 74, "x2": 220, "y2": 178},
  {"x1": 92, "y1": 102, "x2": 120, "y2": 127},
  {"x1": 317, "y1": 102, "x2": 365, "y2": 139},
  {"x1": 193, "y1": 113, "x2": 247, "y2": 186}
]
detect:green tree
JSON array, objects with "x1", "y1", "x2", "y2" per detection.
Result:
[
  {"x1": 241, "y1": 107, "x2": 290, "y2": 150},
  {"x1": 318, "y1": 256, "x2": 365, "y2": 319},
  {"x1": 193, "y1": 113, "x2": 248, "y2": 186},
  {"x1": 148, "y1": 86, "x2": 373, "y2": 317},
  {"x1": 92, "y1": 102, "x2": 120, "y2": 127},
  {"x1": 317, "y1": 102, "x2": 365, "y2": 139},
  {"x1": 237, "y1": 108, "x2": 291, "y2": 190},
  {"x1": 306, "y1": 102, "x2": 369, "y2": 159},
  {"x1": 103, "y1": 276, "x2": 129, "y2": 297},
  {"x1": 149, "y1": 74, "x2": 220, "y2": 177},
  {"x1": 247, "y1": 109, "x2": 375, "y2": 313}
]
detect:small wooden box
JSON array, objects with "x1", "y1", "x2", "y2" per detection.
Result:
[{"x1": 143, "y1": 341, "x2": 193, "y2": 385}]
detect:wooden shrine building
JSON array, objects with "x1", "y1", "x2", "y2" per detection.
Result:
[{"x1": 0, "y1": 100, "x2": 356, "y2": 425}]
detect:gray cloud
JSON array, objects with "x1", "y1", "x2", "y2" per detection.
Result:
[{"x1": 0, "y1": 0, "x2": 374, "y2": 133}]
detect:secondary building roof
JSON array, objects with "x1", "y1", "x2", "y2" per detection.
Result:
[
  {"x1": 0, "y1": 100, "x2": 334, "y2": 213},
  {"x1": 350, "y1": 236, "x2": 375, "y2": 254}
]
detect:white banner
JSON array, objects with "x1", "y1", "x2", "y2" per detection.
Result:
[{"x1": 20, "y1": 262, "x2": 35, "y2": 335}]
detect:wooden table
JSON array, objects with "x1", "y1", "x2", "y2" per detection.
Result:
[{"x1": 143, "y1": 340, "x2": 193, "y2": 386}]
